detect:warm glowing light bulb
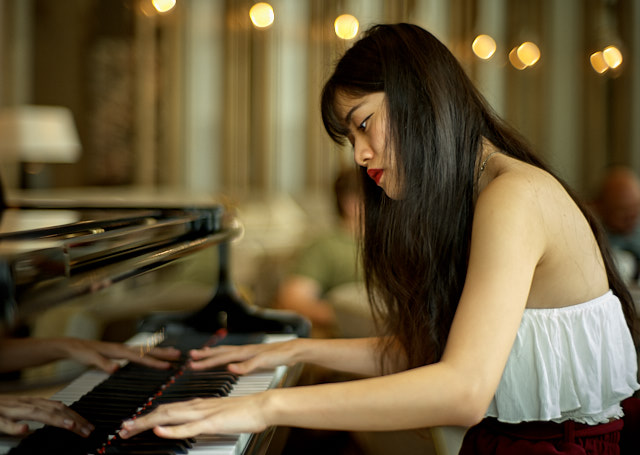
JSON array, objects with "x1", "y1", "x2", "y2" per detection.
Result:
[
  {"x1": 516, "y1": 42, "x2": 540, "y2": 67},
  {"x1": 334, "y1": 14, "x2": 359, "y2": 40},
  {"x1": 509, "y1": 47, "x2": 527, "y2": 70},
  {"x1": 250, "y1": 3, "x2": 274, "y2": 28},
  {"x1": 590, "y1": 51, "x2": 609, "y2": 74},
  {"x1": 152, "y1": 0, "x2": 176, "y2": 13},
  {"x1": 602, "y1": 45, "x2": 622, "y2": 69},
  {"x1": 472, "y1": 34, "x2": 497, "y2": 60}
]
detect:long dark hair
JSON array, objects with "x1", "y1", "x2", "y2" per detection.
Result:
[{"x1": 321, "y1": 23, "x2": 636, "y2": 372}]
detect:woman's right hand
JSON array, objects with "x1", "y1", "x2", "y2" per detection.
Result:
[
  {"x1": 188, "y1": 339, "x2": 305, "y2": 374},
  {"x1": 0, "y1": 396, "x2": 94, "y2": 437}
]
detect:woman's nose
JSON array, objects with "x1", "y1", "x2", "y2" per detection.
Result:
[{"x1": 354, "y1": 140, "x2": 374, "y2": 166}]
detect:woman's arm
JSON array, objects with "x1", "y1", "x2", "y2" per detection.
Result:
[
  {"x1": 121, "y1": 175, "x2": 546, "y2": 438},
  {"x1": 189, "y1": 336, "x2": 406, "y2": 377},
  {"x1": 121, "y1": 361, "x2": 483, "y2": 439},
  {"x1": 266, "y1": 195, "x2": 543, "y2": 433}
]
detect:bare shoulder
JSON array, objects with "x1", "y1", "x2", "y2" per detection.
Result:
[
  {"x1": 471, "y1": 161, "x2": 564, "y2": 268},
  {"x1": 475, "y1": 161, "x2": 557, "y2": 222},
  {"x1": 475, "y1": 158, "x2": 608, "y2": 307}
]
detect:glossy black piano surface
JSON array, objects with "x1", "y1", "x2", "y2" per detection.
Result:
[{"x1": 0, "y1": 203, "x2": 225, "y2": 330}]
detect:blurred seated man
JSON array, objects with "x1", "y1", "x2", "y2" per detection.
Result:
[
  {"x1": 593, "y1": 166, "x2": 640, "y2": 283},
  {"x1": 275, "y1": 168, "x2": 369, "y2": 337},
  {"x1": 0, "y1": 337, "x2": 179, "y2": 437}
]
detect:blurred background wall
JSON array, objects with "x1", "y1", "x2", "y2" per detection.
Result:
[{"x1": 0, "y1": 0, "x2": 638, "y2": 201}]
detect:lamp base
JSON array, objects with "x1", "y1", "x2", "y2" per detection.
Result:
[{"x1": 20, "y1": 162, "x2": 52, "y2": 190}]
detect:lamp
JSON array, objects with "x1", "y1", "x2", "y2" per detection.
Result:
[{"x1": 0, "y1": 105, "x2": 81, "y2": 189}]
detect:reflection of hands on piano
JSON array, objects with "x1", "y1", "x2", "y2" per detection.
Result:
[
  {"x1": 188, "y1": 340, "x2": 299, "y2": 374},
  {"x1": 0, "y1": 337, "x2": 181, "y2": 375},
  {"x1": 57, "y1": 339, "x2": 182, "y2": 373},
  {"x1": 120, "y1": 393, "x2": 269, "y2": 440},
  {"x1": 0, "y1": 396, "x2": 94, "y2": 437}
]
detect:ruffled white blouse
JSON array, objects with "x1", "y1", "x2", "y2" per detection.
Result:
[{"x1": 486, "y1": 290, "x2": 639, "y2": 424}]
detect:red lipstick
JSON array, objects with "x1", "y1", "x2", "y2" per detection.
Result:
[{"x1": 367, "y1": 169, "x2": 383, "y2": 185}]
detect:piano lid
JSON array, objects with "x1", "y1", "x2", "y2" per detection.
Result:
[{"x1": 0, "y1": 201, "x2": 238, "y2": 334}]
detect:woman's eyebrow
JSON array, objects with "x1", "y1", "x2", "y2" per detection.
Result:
[{"x1": 344, "y1": 101, "x2": 365, "y2": 125}]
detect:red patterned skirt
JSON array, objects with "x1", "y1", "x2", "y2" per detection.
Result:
[{"x1": 458, "y1": 398, "x2": 640, "y2": 455}]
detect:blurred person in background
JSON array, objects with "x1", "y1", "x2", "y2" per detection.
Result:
[
  {"x1": 274, "y1": 167, "x2": 368, "y2": 338},
  {"x1": 593, "y1": 166, "x2": 640, "y2": 283}
]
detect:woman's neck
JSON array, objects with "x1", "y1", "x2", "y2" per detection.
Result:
[{"x1": 475, "y1": 139, "x2": 503, "y2": 196}]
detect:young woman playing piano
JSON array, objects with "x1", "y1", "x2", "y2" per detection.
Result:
[{"x1": 121, "y1": 23, "x2": 640, "y2": 454}]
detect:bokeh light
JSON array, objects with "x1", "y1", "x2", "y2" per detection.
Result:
[
  {"x1": 602, "y1": 45, "x2": 622, "y2": 69},
  {"x1": 516, "y1": 41, "x2": 541, "y2": 67},
  {"x1": 250, "y1": 2, "x2": 275, "y2": 29},
  {"x1": 509, "y1": 47, "x2": 527, "y2": 70},
  {"x1": 472, "y1": 34, "x2": 497, "y2": 60},
  {"x1": 152, "y1": 0, "x2": 176, "y2": 14},
  {"x1": 334, "y1": 14, "x2": 359, "y2": 40},
  {"x1": 590, "y1": 51, "x2": 609, "y2": 74}
]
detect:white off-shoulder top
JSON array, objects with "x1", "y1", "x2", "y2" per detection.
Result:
[{"x1": 486, "y1": 290, "x2": 639, "y2": 424}]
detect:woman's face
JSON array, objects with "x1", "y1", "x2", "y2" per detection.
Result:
[{"x1": 335, "y1": 91, "x2": 402, "y2": 200}]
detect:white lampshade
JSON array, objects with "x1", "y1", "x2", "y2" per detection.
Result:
[{"x1": 0, "y1": 105, "x2": 81, "y2": 163}]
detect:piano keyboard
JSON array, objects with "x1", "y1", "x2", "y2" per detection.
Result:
[{"x1": 0, "y1": 331, "x2": 297, "y2": 455}]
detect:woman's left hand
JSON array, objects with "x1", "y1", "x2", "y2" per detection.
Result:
[{"x1": 119, "y1": 394, "x2": 270, "y2": 439}]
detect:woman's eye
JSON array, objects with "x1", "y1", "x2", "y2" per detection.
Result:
[{"x1": 358, "y1": 114, "x2": 372, "y2": 131}]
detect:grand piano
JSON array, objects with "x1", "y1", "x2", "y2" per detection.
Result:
[{"x1": 0, "y1": 188, "x2": 310, "y2": 455}]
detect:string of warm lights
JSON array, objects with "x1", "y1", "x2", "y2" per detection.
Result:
[
  {"x1": 140, "y1": 1, "x2": 626, "y2": 75},
  {"x1": 245, "y1": 1, "x2": 624, "y2": 74},
  {"x1": 247, "y1": 2, "x2": 360, "y2": 38},
  {"x1": 473, "y1": 31, "x2": 622, "y2": 74},
  {"x1": 472, "y1": 35, "x2": 546, "y2": 71}
]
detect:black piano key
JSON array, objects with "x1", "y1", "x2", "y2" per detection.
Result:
[{"x1": 103, "y1": 435, "x2": 191, "y2": 454}]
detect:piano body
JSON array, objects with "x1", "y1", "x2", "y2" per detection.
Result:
[{"x1": 0, "y1": 194, "x2": 310, "y2": 455}]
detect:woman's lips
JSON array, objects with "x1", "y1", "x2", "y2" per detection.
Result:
[{"x1": 367, "y1": 169, "x2": 383, "y2": 185}]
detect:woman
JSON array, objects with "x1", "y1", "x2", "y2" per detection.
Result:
[{"x1": 121, "y1": 24, "x2": 639, "y2": 453}]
